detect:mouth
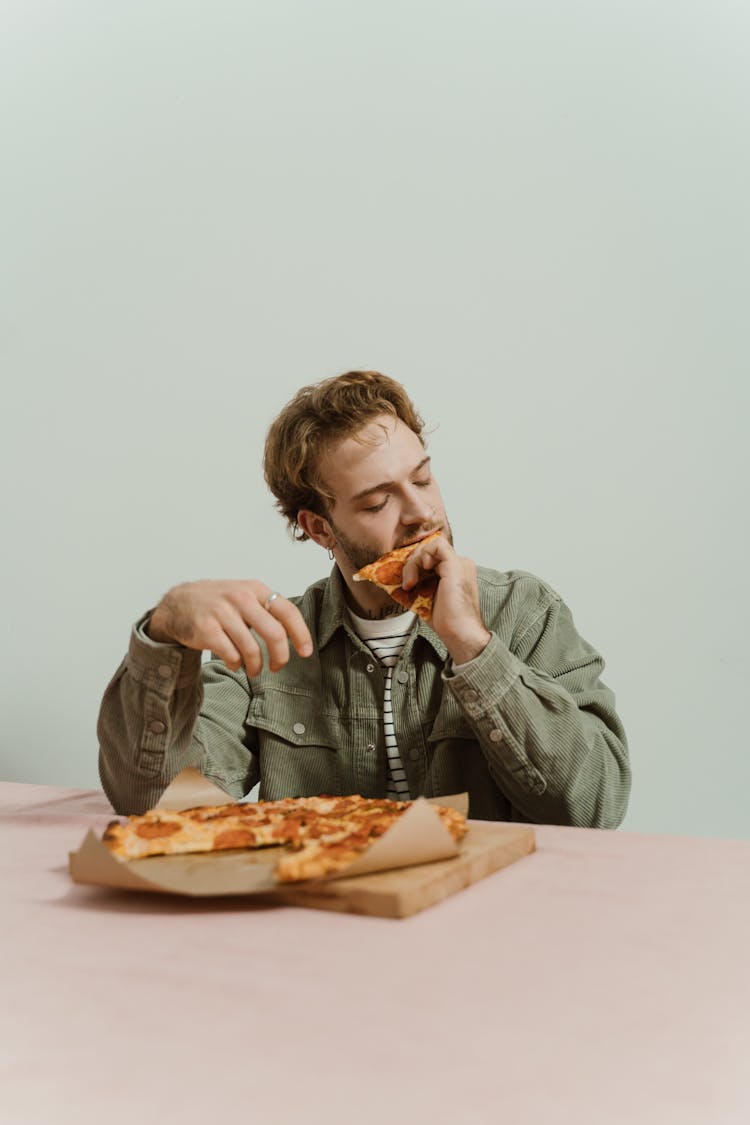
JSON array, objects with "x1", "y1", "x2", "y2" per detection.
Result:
[{"x1": 399, "y1": 526, "x2": 443, "y2": 549}]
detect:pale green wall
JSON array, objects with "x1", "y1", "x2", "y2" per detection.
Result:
[{"x1": 2, "y1": 1, "x2": 748, "y2": 837}]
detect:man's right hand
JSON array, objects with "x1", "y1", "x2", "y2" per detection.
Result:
[{"x1": 146, "y1": 580, "x2": 314, "y2": 676}]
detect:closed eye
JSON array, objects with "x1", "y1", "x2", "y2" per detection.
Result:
[
  {"x1": 363, "y1": 497, "x2": 389, "y2": 512},
  {"x1": 364, "y1": 478, "x2": 431, "y2": 511}
]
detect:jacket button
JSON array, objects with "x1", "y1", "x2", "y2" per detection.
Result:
[
  {"x1": 293, "y1": 722, "x2": 306, "y2": 735},
  {"x1": 150, "y1": 720, "x2": 166, "y2": 734},
  {"x1": 408, "y1": 748, "x2": 420, "y2": 761},
  {"x1": 464, "y1": 689, "x2": 478, "y2": 703},
  {"x1": 158, "y1": 664, "x2": 172, "y2": 679},
  {"x1": 366, "y1": 663, "x2": 375, "y2": 673},
  {"x1": 489, "y1": 728, "x2": 503, "y2": 743},
  {"x1": 396, "y1": 670, "x2": 409, "y2": 684}
]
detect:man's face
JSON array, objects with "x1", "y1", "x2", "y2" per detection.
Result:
[{"x1": 318, "y1": 414, "x2": 452, "y2": 576}]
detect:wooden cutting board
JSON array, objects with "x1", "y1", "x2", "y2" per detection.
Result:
[{"x1": 271, "y1": 821, "x2": 535, "y2": 918}]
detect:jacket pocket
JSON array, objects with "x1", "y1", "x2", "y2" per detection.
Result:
[{"x1": 246, "y1": 690, "x2": 341, "y2": 797}]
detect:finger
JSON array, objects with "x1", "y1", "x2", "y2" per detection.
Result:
[
  {"x1": 240, "y1": 599, "x2": 293, "y2": 672},
  {"x1": 402, "y1": 541, "x2": 445, "y2": 589},
  {"x1": 202, "y1": 622, "x2": 245, "y2": 672},
  {"x1": 217, "y1": 609, "x2": 265, "y2": 676},
  {"x1": 262, "y1": 615, "x2": 292, "y2": 673},
  {"x1": 401, "y1": 556, "x2": 422, "y2": 590},
  {"x1": 238, "y1": 589, "x2": 313, "y2": 660},
  {"x1": 266, "y1": 598, "x2": 314, "y2": 657}
]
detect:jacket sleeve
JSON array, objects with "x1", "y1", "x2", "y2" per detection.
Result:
[
  {"x1": 97, "y1": 616, "x2": 260, "y2": 814},
  {"x1": 444, "y1": 595, "x2": 631, "y2": 828}
]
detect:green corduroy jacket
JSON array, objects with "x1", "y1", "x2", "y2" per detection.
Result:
[{"x1": 98, "y1": 566, "x2": 630, "y2": 824}]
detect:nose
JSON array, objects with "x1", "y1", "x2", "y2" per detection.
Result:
[{"x1": 400, "y1": 486, "x2": 436, "y2": 527}]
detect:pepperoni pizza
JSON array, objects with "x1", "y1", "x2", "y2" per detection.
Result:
[{"x1": 103, "y1": 793, "x2": 467, "y2": 883}]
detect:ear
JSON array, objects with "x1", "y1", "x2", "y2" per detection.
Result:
[{"x1": 297, "y1": 509, "x2": 336, "y2": 549}]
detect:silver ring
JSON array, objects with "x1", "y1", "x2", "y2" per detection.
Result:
[{"x1": 264, "y1": 591, "x2": 282, "y2": 611}]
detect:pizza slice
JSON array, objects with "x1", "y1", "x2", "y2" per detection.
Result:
[
  {"x1": 276, "y1": 801, "x2": 467, "y2": 882},
  {"x1": 352, "y1": 530, "x2": 442, "y2": 620},
  {"x1": 102, "y1": 796, "x2": 344, "y2": 861}
]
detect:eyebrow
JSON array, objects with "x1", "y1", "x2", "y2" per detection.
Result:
[{"x1": 350, "y1": 456, "x2": 432, "y2": 503}]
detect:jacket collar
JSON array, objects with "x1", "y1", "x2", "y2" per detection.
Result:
[{"x1": 318, "y1": 565, "x2": 448, "y2": 661}]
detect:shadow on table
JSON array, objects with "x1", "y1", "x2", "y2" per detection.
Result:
[{"x1": 52, "y1": 872, "x2": 288, "y2": 916}]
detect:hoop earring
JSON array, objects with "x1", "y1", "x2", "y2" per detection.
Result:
[{"x1": 327, "y1": 548, "x2": 335, "y2": 561}]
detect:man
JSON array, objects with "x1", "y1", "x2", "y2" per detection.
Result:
[{"x1": 98, "y1": 370, "x2": 630, "y2": 824}]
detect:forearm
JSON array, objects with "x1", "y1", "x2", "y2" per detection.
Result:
[
  {"x1": 97, "y1": 615, "x2": 207, "y2": 813},
  {"x1": 445, "y1": 632, "x2": 630, "y2": 828}
]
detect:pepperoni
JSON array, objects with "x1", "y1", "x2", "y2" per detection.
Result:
[
  {"x1": 305, "y1": 822, "x2": 346, "y2": 839},
  {"x1": 201, "y1": 805, "x2": 246, "y2": 820},
  {"x1": 213, "y1": 827, "x2": 257, "y2": 849},
  {"x1": 135, "y1": 820, "x2": 181, "y2": 839},
  {"x1": 390, "y1": 576, "x2": 437, "y2": 608},
  {"x1": 271, "y1": 817, "x2": 304, "y2": 841},
  {"x1": 373, "y1": 559, "x2": 405, "y2": 585}
]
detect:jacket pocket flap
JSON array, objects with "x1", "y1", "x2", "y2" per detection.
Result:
[{"x1": 247, "y1": 692, "x2": 338, "y2": 750}]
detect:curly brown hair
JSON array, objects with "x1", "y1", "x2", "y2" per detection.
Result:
[{"x1": 264, "y1": 370, "x2": 426, "y2": 540}]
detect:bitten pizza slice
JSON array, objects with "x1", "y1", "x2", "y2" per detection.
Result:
[{"x1": 352, "y1": 530, "x2": 442, "y2": 621}]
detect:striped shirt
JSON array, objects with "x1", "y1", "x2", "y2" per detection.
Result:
[{"x1": 347, "y1": 609, "x2": 416, "y2": 801}]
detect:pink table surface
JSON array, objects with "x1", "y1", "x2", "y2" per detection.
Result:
[{"x1": 1, "y1": 781, "x2": 749, "y2": 1125}]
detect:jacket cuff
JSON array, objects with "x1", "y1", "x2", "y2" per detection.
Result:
[
  {"x1": 127, "y1": 611, "x2": 203, "y2": 694},
  {"x1": 443, "y1": 631, "x2": 523, "y2": 719}
]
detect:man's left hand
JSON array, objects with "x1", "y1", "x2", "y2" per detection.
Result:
[{"x1": 402, "y1": 536, "x2": 491, "y2": 665}]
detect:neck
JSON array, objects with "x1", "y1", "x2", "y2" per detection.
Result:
[
  {"x1": 342, "y1": 581, "x2": 408, "y2": 622},
  {"x1": 354, "y1": 603, "x2": 409, "y2": 622}
]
